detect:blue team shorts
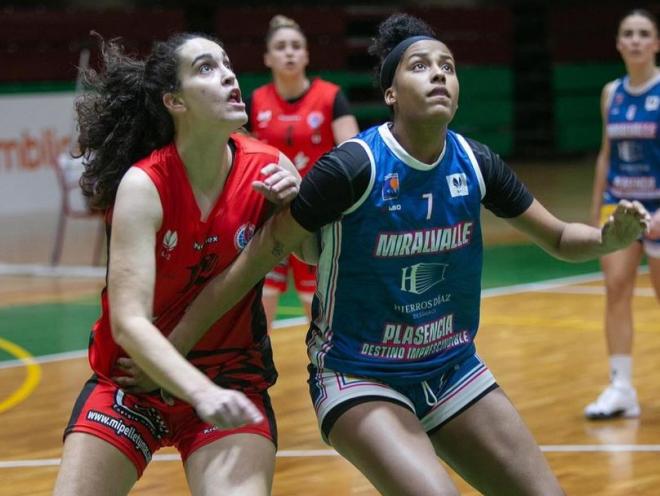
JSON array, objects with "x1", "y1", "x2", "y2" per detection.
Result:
[{"x1": 308, "y1": 353, "x2": 498, "y2": 444}]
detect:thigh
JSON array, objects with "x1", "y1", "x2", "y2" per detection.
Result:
[
  {"x1": 431, "y1": 387, "x2": 563, "y2": 496},
  {"x1": 329, "y1": 400, "x2": 459, "y2": 496},
  {"x1": 601, "y1": 242, "x2": 643, "y2": 290},
  {"x1": 62, "y1": 376, "x2": 168, "y2": 477},
  {"x1": 647, "y1": 254, "x2": 660, "y2": 299},
  {"x1": 178, "y1": 390, "x2": 277, "y2": 495},
  {"x1": 54, "y1": 432, "x2": 138, "y2": 496},
  {"x1": 184, "y1": 433, "x2": 276, "y2": 496}
]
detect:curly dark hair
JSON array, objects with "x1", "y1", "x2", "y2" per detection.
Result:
[
  {"x1": 76, "y1": 32, "x2": 222, "y2": 210},
  {"x1": 368, "y1": 13, "x2": 436, "y2": 84}
]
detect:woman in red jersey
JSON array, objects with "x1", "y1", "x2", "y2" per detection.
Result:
[
  {"x1": 53, "y1": 34, "x2": 300, "y2": 495},
  {"x1": 248, "y1": 15, "x2": 359, "y2": 330}
]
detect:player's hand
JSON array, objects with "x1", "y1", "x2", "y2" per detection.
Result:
[
  {"x1": 252, "y1": 163, "x2": 300, "y2": 205},
  {"x1": 190, "y1": 385, "x2": 264, "y2": 429},
  {"x1": 601, "y1": 200, "x2": 650, "y2": 251},
  {"x1": 113, "y1": 357, "x2": 159, "y2": 394},
  {"x1": 648, "y1": 209, "x2": 660, "y2": 240}
]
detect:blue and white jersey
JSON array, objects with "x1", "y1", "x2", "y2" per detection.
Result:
[
  {"x1": 605, "y1": 73, "x2": 660, "y2": 203},
  {"x1": 308, "y1": 124, "x2": 486, "y2": 384}
]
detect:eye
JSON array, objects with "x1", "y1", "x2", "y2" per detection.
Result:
[
  {"x1": 199, "y1": 63, "x2": 213, "y2": 74},
  {"x1": 412, "y1": 62, "x2": 426, "y2": 71},
  {"x1": 441, "y1": 63, "x2": 455, "y2": 74}
]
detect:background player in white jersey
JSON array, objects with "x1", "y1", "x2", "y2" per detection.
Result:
[
  {"x1": 585, "y1": 9, "x2": 660, "y2": 420},
  {"x1": 123, "y1": 14, "x2": 650, "y2": 495}
]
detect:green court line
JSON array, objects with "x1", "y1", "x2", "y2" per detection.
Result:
[{"x1": 0, "y1": 244, "x2": 602, "y2": 362}]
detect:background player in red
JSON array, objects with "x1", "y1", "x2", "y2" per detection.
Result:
[
  {"x1": 53, "y1": 33, "x2": 300, "y2": 495},
  {"x1": 247, "y1": 15, "x2": 359, "y2": 330}
]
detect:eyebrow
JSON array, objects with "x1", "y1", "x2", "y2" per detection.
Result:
[
  {"x1": 406, "y1": 51, "x2": 454, "y2": 61},
  {"x1": 191, "y1": 53, "x2": 215, "y2": 67}
]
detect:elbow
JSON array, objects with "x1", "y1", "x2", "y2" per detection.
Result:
[{"x1": 110, "y1": 314, "x2": 141, "y2": 350}]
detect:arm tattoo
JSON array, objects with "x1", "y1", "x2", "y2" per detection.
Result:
[{"x1": 271, "y1": 240, "x2": 285, "y2": 258}]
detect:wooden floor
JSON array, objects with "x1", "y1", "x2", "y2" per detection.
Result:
[{"x1": 1, "y1": 273, "x2": 659, "y2": 495}]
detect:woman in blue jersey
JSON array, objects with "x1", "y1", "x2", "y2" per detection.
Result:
[
  {"x1": 124, "y1": 14, "x2": 650, "y2": 495},
  {"x1": 585, "y1": 9, "x2": 660, "y2": 420}
]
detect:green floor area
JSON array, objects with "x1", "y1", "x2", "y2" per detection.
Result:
[{"x1": 0, "y1": 243, "x2": 602, "y2": 362}]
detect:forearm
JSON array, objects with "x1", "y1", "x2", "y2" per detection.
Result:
[
  {"x1": 113, "y1": 317, "x2": 213, "y2": 403},
  {"x1": 169, "y1": 209, "x2": 307, "y2": 355},
  {"x1": 555, "y1": 222, "x2": 606, "y2": 262}
]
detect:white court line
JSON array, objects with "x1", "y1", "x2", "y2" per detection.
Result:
[
  {"x1": 0, "y1": 263, "x2": 104, "y2": 278},
  {"x1": 2, "y1": 445, "x2": 660, "y2": 468},
  {"x1": 534, "y1": 286, "x2": 656, "y2": 297}
]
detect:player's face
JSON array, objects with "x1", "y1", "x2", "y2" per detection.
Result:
[
  {"x1": 170, "y1": 37, "x2": 247, "y2": 128},
  {"x1": 617, "y1": 15, "x2": 659, "y2": 66},
  {"x1": 387, "y1": 40, "x2": 459, "y2": 125},
  {"x1": 265, "y1": 28, "x2": 309, "y2": 76}
]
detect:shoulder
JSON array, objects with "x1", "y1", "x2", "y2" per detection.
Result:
[
  {"x1": 231, "y1": 132, "x2": 280, "y2": 160},
  {"x1": 312, "y1": 78, "x2": 341, "y2": 98}
]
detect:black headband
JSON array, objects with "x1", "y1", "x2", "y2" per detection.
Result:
[{"x1": 379, "y1": 35, "x2": 436, "y2": 92}]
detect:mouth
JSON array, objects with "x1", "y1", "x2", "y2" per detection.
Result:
[
  {"x1": 227, "y1": 87, "x2": 242, "y2": 104},
  {"x1": 427, "y1": 87, "x2": 450, "y2": 99}
]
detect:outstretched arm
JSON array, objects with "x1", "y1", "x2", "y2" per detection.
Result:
[
  {"x1": 169, "y1": 208, "x2": 311, "y2": 355},
  {"x1": 507, "y1": 198, "x2": 649, "y2": 262}
]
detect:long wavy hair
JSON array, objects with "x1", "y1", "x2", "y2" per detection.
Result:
[{"x1": 76, "y1": 32, "x2": 221, "y2": 210}]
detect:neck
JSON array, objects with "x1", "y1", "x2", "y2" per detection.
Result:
[
  {"x1": 273, "y1": 73, "x2": 310, "y2": 100},
  {"x1": 175, "y1": 124, "x2": 232, "y2": 193},
  {"x1": 390, "y1": 118, "x2": 447, "y2": 164},
  {"x1": 625, "y1": 62, "x2": 659, "y2": 87}
]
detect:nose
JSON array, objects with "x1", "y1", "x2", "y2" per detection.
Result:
[
  {"x1": 431, "y1": 65, "x2": 446, "y2": 83},
  {"x1": 221, "y1": 67, "x2": 236, "y2": 86}
]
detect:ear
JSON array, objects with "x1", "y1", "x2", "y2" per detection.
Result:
[
  {"x1": 163, "y1": 92, "x2": 185, "y2": 114},
  {"x1": 383, "y1": 87, "x2": 397, "y2": 107}
]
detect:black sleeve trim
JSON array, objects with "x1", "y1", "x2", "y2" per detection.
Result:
[
  {"x1": 332, "y1": 90, "x2": 352, "y2": 120},
  {"x1": 465, "y1": 137, "x2": 534, "y2": 218},
  {"x1": 290, "y1": 140, "x2": 372, "y2": 232}
]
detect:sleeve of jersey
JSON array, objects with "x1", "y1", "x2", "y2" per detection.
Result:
[
  {"x1": 332, "y1": 90, "x2": 353, "y2": 120},
  {"x1": 466, "y1": 138, "x2": 534, "y2": 218},
  {"x1": 290, "y1": 141, "x2": 371, "y2": 232}
]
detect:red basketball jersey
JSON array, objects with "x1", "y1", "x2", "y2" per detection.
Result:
[
  {"x1": 89, "y1": 134, "x2": 279, "y2": 392},
  {"x1": 250, "y1": 78, "x2": 339, "y2": 177}
]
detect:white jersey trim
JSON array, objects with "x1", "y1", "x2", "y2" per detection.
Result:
[
  {"x1": 605, "y1": 79, "x2": 621, "y2": 110},
  {"x1": 454, "y1": 133, "x2": 486, "y2": 200},
  {"x1": 378, "y1": 123, "x2": 446, "y2": 171},
  {"x1": 622, "y1": 72, "x2": 660, "y2": 96},
  {"x1": 343, "y1": 138, "x2": 376, "y2": 215}
]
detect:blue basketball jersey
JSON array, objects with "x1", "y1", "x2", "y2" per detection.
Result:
[
  {"x1": 308, "y1": 124, "x2": 486, "y2": 384},
  {"x1": 605, "y1": 73, "x2": 660, "y2": 203}
]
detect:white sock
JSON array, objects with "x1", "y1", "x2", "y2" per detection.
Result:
[{"x1": 609, "y1": 355, "x2": 633, "y2": 387}]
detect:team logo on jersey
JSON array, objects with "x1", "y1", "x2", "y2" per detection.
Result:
[
  {"x1": 257, "y1": 110, "x2": 272, "y2": 128},
  {"x1": 160, "y1": 230, "x2": 178, "y2": 259},
  {"x1": 382, "y1": 173, "x2": 400, "y2": 201},
  {"x1": 307, "y1": 111, "x2": 324, "y2": 129},
  {"x1": 234, "y1": 223, "x2": 256, "y2": 250},
  {"x1": 626, "y1": 104, "x2": 637, "y2": 121},
  {"x1": 645, "y1": 95, "x2": 659, "y2": 112},
  {"x1": 446, "y1": 173, "x2": 468, "y2": 197},
  {"x1": 614, "y1": 93, "x2": 624, "y2": 105},
  {"x1": 400, "y1": 262, "x2": 448, "y2": 294}
]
